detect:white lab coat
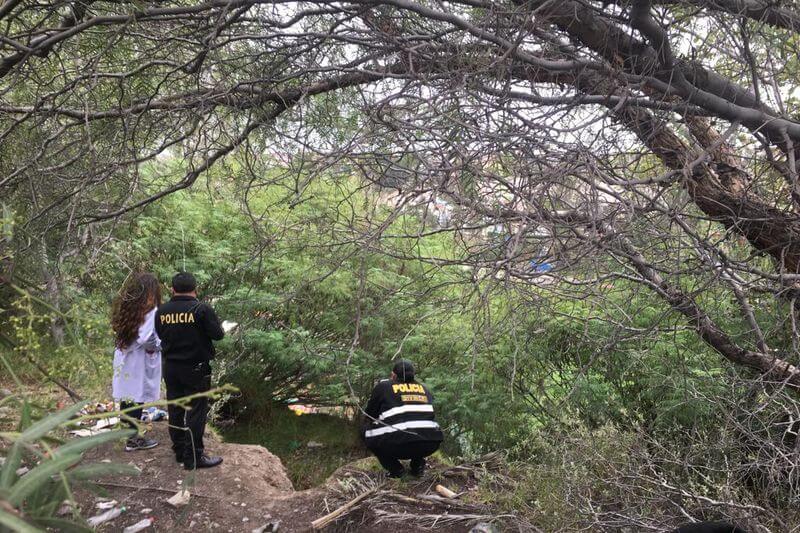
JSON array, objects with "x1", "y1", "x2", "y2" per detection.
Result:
[{"x1": 112, "y1": 307, "x2": 162, "y2": 403}]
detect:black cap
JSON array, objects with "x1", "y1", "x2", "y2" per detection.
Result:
[
  {"x1": 392, "y1": 359, "x2": 415, "y2": 382},
  {"x1": 172, "y1": 272, "x2": 197, "y2": 293}
]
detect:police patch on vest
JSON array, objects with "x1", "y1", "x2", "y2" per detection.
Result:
[
  {"x1": 401, "y1": 394, "x2": 428, "y2": 403},
  {"x1": 392, "y1": 383, "x2": 425, "y2": 394},
  {"x1": 160, "y1": 312, "x2": 196, "y2": 324}
]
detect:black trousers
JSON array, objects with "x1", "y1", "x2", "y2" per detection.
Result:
[
  {"x1": 163, "y1": 360, "x2": 211, "y2": 461},
  {"x1": 120, "y1": 401, "x2": 143, "y2": 433},
  {"x1": 368, "y1": 440, "x2": 440, "y2": 476}
]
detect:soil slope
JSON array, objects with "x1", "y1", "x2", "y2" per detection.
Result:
[{"x1": 75, "y1": 423, "x2": 490, "y2": 532}]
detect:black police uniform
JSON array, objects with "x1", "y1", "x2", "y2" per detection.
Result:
[
  {"x1": 363, "y1": 378, "x2": 444, "y2": 477},
  {"x1": 155, "y1": 295, "x2": 224, "y2": 465}
]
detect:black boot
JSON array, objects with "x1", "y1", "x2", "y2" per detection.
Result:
[
  {"x1": 410, "y1": 457, "x2": 426, "y2": 477},
  {"x1": 184, "y1": 454, "x2": 223, "y2": 470}
]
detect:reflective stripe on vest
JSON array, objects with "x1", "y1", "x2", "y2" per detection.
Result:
[
  {"x1": 365, "y1": 420, "x2": 441, "y2": 438},
  {"x1": 378, "y1": 403, "x2": 434, "y2": 421}
]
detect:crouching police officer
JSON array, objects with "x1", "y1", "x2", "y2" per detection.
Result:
[
  {"x1": 362, "y1": 359, "x2": 443, "y2": 478},
  {"x1": 155, "y1": 272, "x2": 224, "y2": 470}
]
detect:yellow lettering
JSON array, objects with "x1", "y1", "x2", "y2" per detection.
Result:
[
  {"x1": 401, "y1": 394, "x2": 428, "y2": 403},
  {"x1": 393, "y1": 384, "x2": 425, "y2": 394},
  {"x1": 188, "y1": 313, "x2": 195, "y2": 323}
]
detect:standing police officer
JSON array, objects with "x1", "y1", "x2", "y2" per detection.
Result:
[
  {"x1": 363, "y1": 359, "x2": 443, "y2": 478},
  {"x1": 155, "y1": 272, "x2": 224, "y2": 469}
]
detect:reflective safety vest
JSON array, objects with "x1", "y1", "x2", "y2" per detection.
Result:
[{"x1": 363, "y1": 379, "x2": 444, "y2": 448}]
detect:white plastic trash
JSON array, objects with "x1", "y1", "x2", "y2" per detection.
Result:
[
  {"x1": 123, "y1": 518, "x2": 153, "y2": 533},
  {"x1": 87, "y1": 507, "x2": 124, "y2": 527}
]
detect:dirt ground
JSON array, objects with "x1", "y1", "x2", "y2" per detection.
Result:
[
  {"x1": 73, "y1": 423, "x2": 498, "y2": 532},
  {"x1": 76, "y1": 423, "x2": 327, "y2": 532}
]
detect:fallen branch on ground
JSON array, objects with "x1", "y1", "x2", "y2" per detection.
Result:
[
  {"x1": 311, "y1": 485, "x2": 381, "y2": 529},
  {"x1": 373, "y1": 509, "x2": 516, "y2": 527}
]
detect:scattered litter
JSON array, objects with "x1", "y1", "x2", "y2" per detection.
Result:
[
  {"x1": 15, "y1": 467, "x2": 29, "y2": 477},
  {"x1": 222, "y1": 320, "x2": 238, "y2": 333},
  {"x1": 69, "y1": 417, "x2": 119, "y2": 437},
  {"x1": 96, "y1": 500, "x2": 118, "y2": 510},
  {"x1": 87, "y1": 506, "x2": 124, "y2": 527},
  {"x1": 101, "y1": 459, "x2": 111, "y2": 463},
  {"x1": 93, "y1": 417, "x2": 118, "y2": 430},
  {"x1": 177, "y1": 480, "x2": 182, "y2": 485},
  {"x1": 233, "y1": 478, "x2": 241, "y2": 483},
  {"x1": 241, "y1": 503, "x2": 247, "y2": 507},
  {"x1": 57, "y1": 500, "x2": 75, "y2": 516},
  {"x1": 141, "y1": 407, "x2": 167, "y2": 422},
  {"x1": 307, "y1": 441, "x2": 324, "y2": 449},
  {"x1": 140, "y1": 508, "x2": 153, "y2": 514},
  {"x1": 123, "y1": 518, "x2": 153, "y2": 533},
  {"x1": 79, "y1": 402, "x2": 115, "y2": 416},
  {"x1": 242, "y1": 517, "x2": 249, "y2": 522},
  {"x1": 435, "y1": 484, "x2": 458, "y2": 499},
  {"x1": 166, "y1": 489, "x2": 190, "y2": 508}
]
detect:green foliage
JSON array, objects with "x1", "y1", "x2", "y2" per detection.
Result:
[
  {"x1": 0, "y1": 397, "x2": 138, "y2": 532},
  {"x1": 222, "y1": 406, "x2": 366, "y2": 489},
  {"x1": 0, "y1": 162, "x2": 773, "y2": 476}
]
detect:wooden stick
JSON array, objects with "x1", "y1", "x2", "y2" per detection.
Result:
[
  {"x1": 311, "y1": 487, "x2": 378, "y2": 529},
  {"x1": 435, "y1": 484, "x2": 458, "y2": 499},
  {"x1": 381, "y1": 492, "x2": 435, "y2": 506}
]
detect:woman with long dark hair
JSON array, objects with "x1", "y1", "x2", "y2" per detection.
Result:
[{"x1": 111, "y1": 272, "x2": 162, "y2": 451}]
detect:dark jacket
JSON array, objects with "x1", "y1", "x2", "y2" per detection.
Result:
[
  {"x1": 363, "y1": 378, "x2": 443, "y2": 449},
  {"x1": 155, "y1": 295, "x2": 224, "y2": 364}
]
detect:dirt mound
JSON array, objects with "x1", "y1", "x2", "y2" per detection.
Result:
[
  {"x1": 77, "y1": 423, "x2": 326, "y2": 532},
  {"x1": 74, "y1": 422, "x2": 514, "y2": 532}
]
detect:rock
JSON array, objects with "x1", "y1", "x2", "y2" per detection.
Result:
[
  {"x1": 252, "y1": 521, "x2": 281, "y2": 533},
  {"x1": 166, "y1": 490, "x2": 191, "y2": 508}
]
